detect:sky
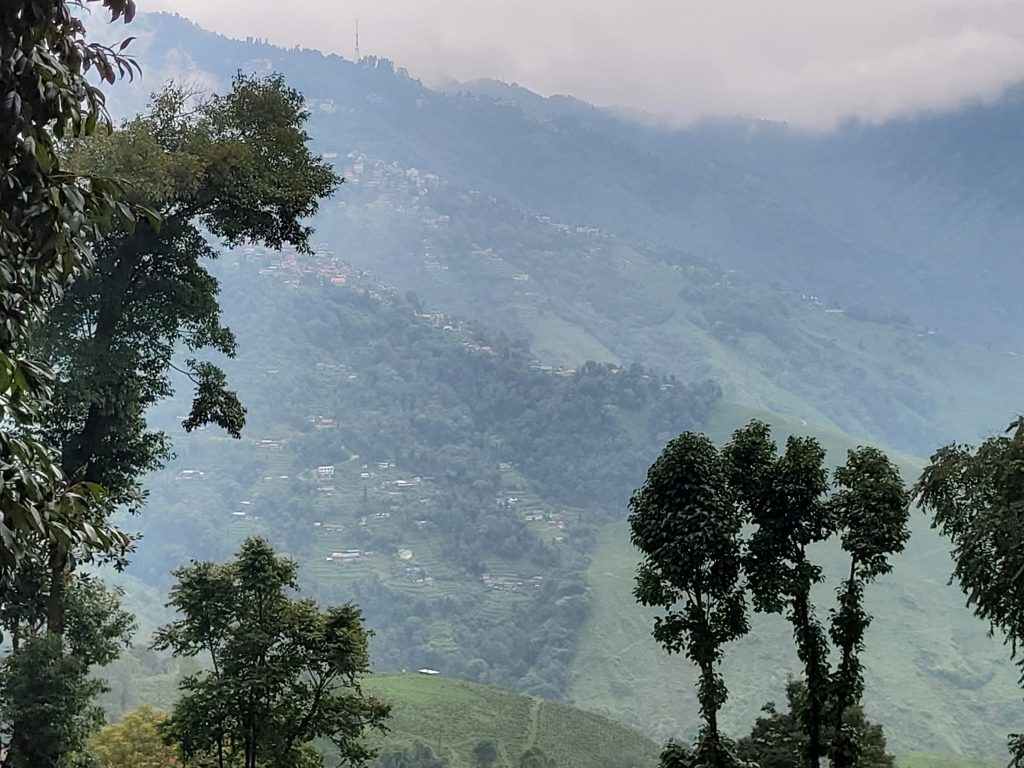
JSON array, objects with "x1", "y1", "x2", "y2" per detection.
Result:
[{"x1": 145, "y1": 0, "x2": 1024, "y2": 129}]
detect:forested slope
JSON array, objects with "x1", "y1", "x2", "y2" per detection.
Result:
[{"x1": 124, "y1": 252, "x2": 716, "y2": 699}]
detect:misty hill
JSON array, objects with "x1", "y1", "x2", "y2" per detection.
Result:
[
  {"x1": 99, "y1": 12, "x2": 1024, "y2": 763},
  {"x1": 127, "y1": 252, "x2": 714, "y2": 699},
  {"x1": 120, "y1": 12, "x2": 1024, "y2": 356},
  {"x1": 101, "y1": 252, "x2": 1020, "y2": 762},
  {"x1": 108, "y1": 13, "x2": 1024, "y2": 459}
]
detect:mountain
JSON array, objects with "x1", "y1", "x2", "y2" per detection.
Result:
[
  {"x1": 127, "y1": 254, "x2": 715, "y2": 700},
  {"x1": 94, "y1": 11, "x2": 1024, "y2": 763},
  {"x1": 113, "y1": 12, "x2": 1024, "y2": 357},
  {"x1": 101, "y1": 252, "x2": 1018, "y2": 761},
  {"x1": 103, "y1": 12, "x2": 1024, "y2": 459}
]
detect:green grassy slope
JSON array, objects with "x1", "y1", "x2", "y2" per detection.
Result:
[
  {"x1": 567, "y1": 402, "x2": 1021, "y2": 761},
  {"x1": 363, "y1": 674, "x2": 659, "y2": 768},
  {"x1": 895, "y1": 754, "x2": 1001, "y2": 768}
]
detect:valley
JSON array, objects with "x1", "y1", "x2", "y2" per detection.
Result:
[{"x1": 52, "y1": 10, "x2": 1024, "y2": 767}]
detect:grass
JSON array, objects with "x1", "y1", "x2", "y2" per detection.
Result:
[
  {"x1": 895, "y1": 755, "x2": 1003, "y2": 768},
  {"x1": 361, "y1": 673, "x2": 660, "y2": 768}
]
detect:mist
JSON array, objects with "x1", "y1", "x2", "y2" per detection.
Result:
[{"x1": 142, "y1": 0, "x2": 1024, "y2": 129}]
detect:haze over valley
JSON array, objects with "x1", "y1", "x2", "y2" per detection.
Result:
[{"x1": 3, "y1": 5, "x2": 1024, "y2": 768}]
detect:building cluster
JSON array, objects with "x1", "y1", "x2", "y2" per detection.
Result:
[{"x1": 480, "y1": 573, "x2": 545, "y2": 592}]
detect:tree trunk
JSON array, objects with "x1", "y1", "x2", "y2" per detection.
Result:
[
  {"x1": 792, "y1": 586, "x2": 824, "y2": 768},
  {"x1": 45, "y1": 541, "x2": 69, "y2": 636},
  {"x1": 698, "y1": 661, "x2": 722, "y2": 768}
]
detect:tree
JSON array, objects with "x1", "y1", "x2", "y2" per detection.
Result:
[
  {"x1": 629, "y1": 433, "x2": 748, "y2": 768},
  {"x1": 154, "y1": 537, "x2": 389, "y2": 768},
  {"x1": 471, "y1": 741, "x2": 498, "y2": 768},
  {"x1": 375, "y1": 742, "x2": 447, "y2": 768},
  {"x1": 914, "y1": 418, "x2": 1024, "y2": 767},
  {"x1": 0, "y1": 575, "x2": 134, "y2": 768},
  {"x1": 736, "y1": 680, "x2": 894, "y2": 768},
  {"x1": 828, "y1": 448, "x2": 909, "y2": 768},
  {"x1": 87, "y1": 705, "x2": 180, "y2": 768},
  {"x1": 518, "y1": 747, "x2": 554, "y2": 768},
  {"x1": 35, "y1": 73, "x2": 339, "y2": 635},
  {"x1": 0, "y1": 0, "x2": 139, "y2": 580},
  {"x1": 723, "y1": 422, "x2": 831, "y2": 768}
]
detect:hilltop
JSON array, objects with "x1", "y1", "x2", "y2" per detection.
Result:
[{"x1": 114, "y1": 12, "x2": 1024, "y2": 353}]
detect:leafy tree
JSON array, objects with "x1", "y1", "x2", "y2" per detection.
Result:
[
  {"x1": 828, "y1": 448, "x2": 909, "y2": 768},
  {"x1": 0, "y1": 575, "x2": 134, "y2": 768},
  {"x1": 736, "y1": 680, "x2": 894, "y2": 768},
  {"x1": 629, "y1": 433, "x2": 748, "y2": 767},
  {"x1": 518, "y1": 747, "x2": 554, "y2": 768},
  {"x1": 471, "y1": 741, "x2": 498, "y2": 768},
  {"x1": 914, "y1": 418, "x2": 1024, "y2": 767},
  {"x1": 36, "y1": 73, "x2": 339, "y2": 635},
  {"x1": 87, "y1": 705, "x2": 179, "y2": 768},
  {"x1": 153, "y1": 537, "x2": 389, "y2": 768},
  {"x1": 375, "y1": 742, "x2": 448, "y2": 768},
  {"x1": 723, "y1": 422, "x2": 831, "y2": 768},
  {"x1": 0, "y1": 0, "x2": 139, "y2": 579}
]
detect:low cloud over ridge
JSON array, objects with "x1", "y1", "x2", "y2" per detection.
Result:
[{"x1": 148, "y1": 0, "x2": 1024, "y2": 129}]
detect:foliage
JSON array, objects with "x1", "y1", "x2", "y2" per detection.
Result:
[
  {"x1": 736, "y1": 680, "x2": 894, "y2": 768},
  {"x1": 35, "y1": 73, "x2": 338, "y2": 635},
  {"x1": 0, "y1": 0, "x2": 139, "y2": 579},
  {"x1": 915, "y1": 418, "x2": 1024, "y2": 766},
  {"x1": 0, "y1": 576, "x2": 134, "y2": 768},
  {"x1": 723, "y1": 421, "x2": 832, "y2": 768},
  {"x1": 517, "y1": 747, "x2": 553, "y2": 768},
  {"x1": 87, "y1": 705, "x2": 180, "y2": 768},
  {"x1": 829, "y1": 448, "x2": 909, "y2": 768},
  {"x1": 153, "y1": 537, "x2": 389, "y2": 768},
  {"x1": 472, "y1": 741, "x2": 498, "y2": 768},
  {"x1": 629, "y1": 433, "x2": 748, "y2": 767}
]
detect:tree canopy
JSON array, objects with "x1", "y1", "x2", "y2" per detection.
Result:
[
  {"x1": 629, "y1": 432, "x2": 748, "y2": 767},
  {"x1": 154, "y1": 537, "x2": 389, "y2": 768},
  {"x1": 915, "y1": 418, "x2": 1024, "y2": 766},
  {"x1": 0, "y1": 0, "x2": 138, "y2": 578}
]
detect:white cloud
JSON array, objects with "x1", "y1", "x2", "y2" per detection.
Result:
[{"x1": 139, "y1": 0, "x2": 1024, "y2": 129}]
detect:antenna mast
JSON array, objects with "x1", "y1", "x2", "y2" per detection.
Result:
[{"x1": 355, "y1": 19, "x2": 360, "y2": 62}]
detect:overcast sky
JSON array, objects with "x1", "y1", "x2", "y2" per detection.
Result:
[{"x1": 145, "y1": 0, "x2": 1024, "y2": 129}]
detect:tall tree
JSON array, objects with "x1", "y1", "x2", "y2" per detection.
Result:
[
  {"x1": 914, "y1": 418, "x2": 1024, "y2": 767},
  {"x1": 0, "y1": 0, "x2": 138, "y2": 578},
  {"x1": 35, "y1": 73, "x2": 339, "y2": 635},
  {"x1": 154, "y1": 537, "x2": 390, "y2": 768},
  {"x1": 828, "y1": 448, "x2": 909, "y2": 768},
  {"x1": 629, "y1": 432, "x2": 748, "y2": 768},
  {"x1": 723, "y1": 422, "x2": 832, "y2": 768}
]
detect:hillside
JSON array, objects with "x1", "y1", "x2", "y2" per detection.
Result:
[
  {"x1": 111, "y1": 12, "x2": 1024, "y2": 354},
  {"x1": 97, "y1": 254, "x2": 1020, "y2": 761},
  {"x1": 126, "y1": 252, "x2": 715, "y2": 699},
  {"x1": 93, "y1": 12, "x2": 1024, "y2": 458},
  {"x1": 87, "y1": 12, "x2": 1024, "y2": 764},
  {"x1": 364, "y1": 674, "x2": 659, "y2": 768}
]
